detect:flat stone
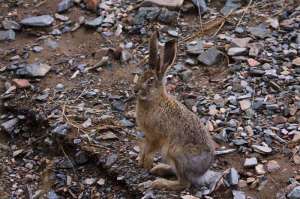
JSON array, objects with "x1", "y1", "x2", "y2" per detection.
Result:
[
  {"x1": 55, "y1": 13, "x2": 69, "y2": 21},
  {"x1": 97, "y1": 178, "x2": 105, "y2": 186},
  {"x1": 12, "y1": 79, "x2": 31, "y2": 88},
  {"x1": 248, "y1": 42, "x2": 263, "y2": 57},
  {"x1": 232, "y1": 190, "x2": 246, "y2": 199},
  {"x1": 248, "y1": 24, "x2": 270, "y2": 39},
  {"x1": 233, "y1": 139, "x2": 248, "y2": 146},
  {"x1": 221, "y1": 0, "x2": 241, "y2": 16},
  {"x1": 239, "y1": 100, "x2": 251, "y2": 110},
  {"x1": 158, "y1": 8, "x2": 177, "y2": 24},
  {"x1": 247, "y1": 58, "x2": 260, "y2": 67},
  {"x1": 48, "y1": 191, "x2": 59, "y2": 199},
  {"x1": 227, "y1": 168, "x2": 239, "y2": 186},
  {"x1": 57, "y1": 0, "x2": 74, "y2": 13},
  {"x1": 120, "y1": 118, "x2": 134, "y2": 127},
  {"x1": 2, "y1": 20, "x2": 21, "y2": 30},
  {"x1": 181, "y1": 195, "x2": 199, "y2": 199},
  {"x1": 187, "y1": 40, "x2": 204, "y2": 55},
  {"x1": 266, "y1": 17, "x2": 279, "y2": 29},
  {"x1": 292, "y1": 57, "x2": 300, "y2": 67},
  {"x1": 83, "y1": 178, "x2": 96, "y2": 185},
  {"x1": 228, "y1": 47, "x2": 247, "y2": 56},
  {"x1": 246, "y1": 177, "x2": 255, "y2": 184},
  {"x1": 52, "y1": 123, "x2": 70, "y2": 136},
  {"x1": 1, "y1": 118, "x2": 18, "y2": 133},
  {"x1": 244, "y1": 157, "x2": 258, "y2": 168},
  {"x1": 272, "y1": 115, "x2": 287, "y2": 124},
  {"x1": 197, "y1": 47, "x2": 223, "y2": 66},
  {"x1": 20, "y1": 15, "x2": 54, "y2": 27},
  {"x1": 179, "y1": 69, "x2": 192, "y2": 81},
  {"x1": 32, "y1": 46, "x2": 44, "y2": 52},
  {"x1": 134, "y1": 7, "x2": 161, "y2": 25},
  {"x1": 0, "y1": 30, "x2": 15, "y2": 41},
  {"x1": 238, "y1": 180, "x2": 247, "y2": 188},
  {"x1": 280, "y1": 18, "x2": 294, "y2": 29},
  {"x1": 82, "y1": 118, "x2": 92, "y2": 128},
  {"x1": 45, "y1": 39, "x2": 59, "y2": 49},
  {"x1": 294, "y1": 155, "x2": 300, "y2": 165},
  {"x1": 85, "y1": 16, "x2": 104, "y2": 27},
  {"x1": 167, "y1": 29, "x2": 178, "y2": 37},
  {"x1": 255, "y1": 164, "x2": 266, "y2": 175},
  {"x1": 105, "y1": 154, "x2": 118, "y2": 167},
  {"x1": 252, "y1": 143, "x2": 272, "y2": 154},
  {"x1": 142, "y1": 0, "x2": 184, "y2": 8},
  {"x1": 75, "y1": 151, "x2": 89, "y2": 165},
  {"x1": 231, "y1": 37, "x2": 252, "y2": 48},
  {"x1": 266, "y1": 160, "x2": 280, "y2": 172},
  {"x1": 97, "y1": 132, "x2": 118, "y2": 140},
  {"x1": 16, "y1": 63, "x2": 51, "y2": 77}
]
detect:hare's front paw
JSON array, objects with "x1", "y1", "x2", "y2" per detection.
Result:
[
  {"x1": 142, "y1": 157, "x2": 153, "y2": 170},
  {"x1": 138, "y1": 150, "x2": 153, "y2": 170}
]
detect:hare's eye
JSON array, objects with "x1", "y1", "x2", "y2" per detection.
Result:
[{"x1": 146, "y1": 77, "x2": 155, "y2": 85}]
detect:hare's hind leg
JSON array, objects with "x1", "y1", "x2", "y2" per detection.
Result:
[
  {"x1": 150, "y1": 163, "x2": 175, "y2": 177},
  {"x1": 151, "y1": 159, "x2": 190, "y2": 190},
  {"x1": 151, "y1": 178, "x2": 190, "y2": 191}
]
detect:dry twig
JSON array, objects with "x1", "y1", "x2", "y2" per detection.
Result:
[{"x1": 236, "y1": 0, "x2": 253, "y2": 27}]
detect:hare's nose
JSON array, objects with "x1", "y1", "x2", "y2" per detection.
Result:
[{"x1": 133, "y1": 84, "x2": 139, "y2": 94}]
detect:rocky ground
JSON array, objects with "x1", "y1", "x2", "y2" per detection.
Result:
[{"x1": 0, "y1": 0, "x2": 300, "y2": 198}]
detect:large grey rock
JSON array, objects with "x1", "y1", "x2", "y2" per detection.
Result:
[
  {"x1": 57, "y1": 0, "x2": 73, "y2": 13},
  {"x1": 20, "y1": 15, "x2": 54, "y2": 27},
  {"x1": 85, "y1": 16, "x2": 104, "y2": 27},
  {"x1": 197, "y1": 47, "x2": 223, "y2": 66},
  {"x1": 134, "y1": 7, "x2": 161, "y2": 25},
  {"x1": 158, "y1": 8, "x2": 177, "y2": 24},
  {"x1": 2, "y1": 20, "x2": 21, "y2": 30},
  {"x1": 0, "y1": 30, "x2": 15, "y2": 41},
  {"x1": 16, "y1": 63, "x2": 51, "y2": 77},
  {"x1": 187, "y1": 40, "x2": 204, "y2": 55},
  {"x1": 288, "y1": 186, "x2": 300, "y2": 199},
  {"x1": 1, "y1": 118, "x2": 18, "y2": 133},
  {"x1": 228, "y1": 47, "x2": 247, "y2": 56},
  {"x1": 248, "y1": 24, "x2": 270, "y2": 39},
  {"x1": 221, "y1": 0, "x2": 241, "y2": 16}
]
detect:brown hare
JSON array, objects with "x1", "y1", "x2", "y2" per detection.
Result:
[{"x1": 135, "y1": 31, "x2": 215, "y2": 191}]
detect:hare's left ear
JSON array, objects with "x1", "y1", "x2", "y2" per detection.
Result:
[
  {"x1": 158, "y1": 39, "x2": 177, "y2": 78},
  {"x1": 149, "y1": 31, "x2": 159, "y2": 70}
]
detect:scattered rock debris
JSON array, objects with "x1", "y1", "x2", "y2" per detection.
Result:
[{"x1": 0, "y1": 0, "x2": 300, "y2": 198}]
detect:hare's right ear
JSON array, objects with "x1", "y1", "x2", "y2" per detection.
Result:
[
  {"x1": 149, "y1": 31, "x2": 159, "y2": 70},
  {"x1": 160, "y1": 39, "x2": 177, "y2": 76}
]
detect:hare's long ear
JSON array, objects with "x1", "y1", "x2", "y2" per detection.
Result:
[
  {"x1": 149, "y1": 31, "x2": 159, "y2": 70},
  {"x1": 159, "y1": 39, "x2": 177, "y2": 78}
]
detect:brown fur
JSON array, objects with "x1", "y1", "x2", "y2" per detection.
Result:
[{"x1": 135, "y1": 32, "x2": 215, "y2": 190}]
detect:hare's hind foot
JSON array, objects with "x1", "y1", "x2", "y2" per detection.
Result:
[
  {"x1": 151, "y1": 178, "x2": 190, "y2": 191},
  {"x1": 150, "y1": 163, "x2": 175, "y2": 177}
]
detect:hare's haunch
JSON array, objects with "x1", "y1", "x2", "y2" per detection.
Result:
[{"x1": 135, "y1": 31, "x2": 215, "y2": 190}]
